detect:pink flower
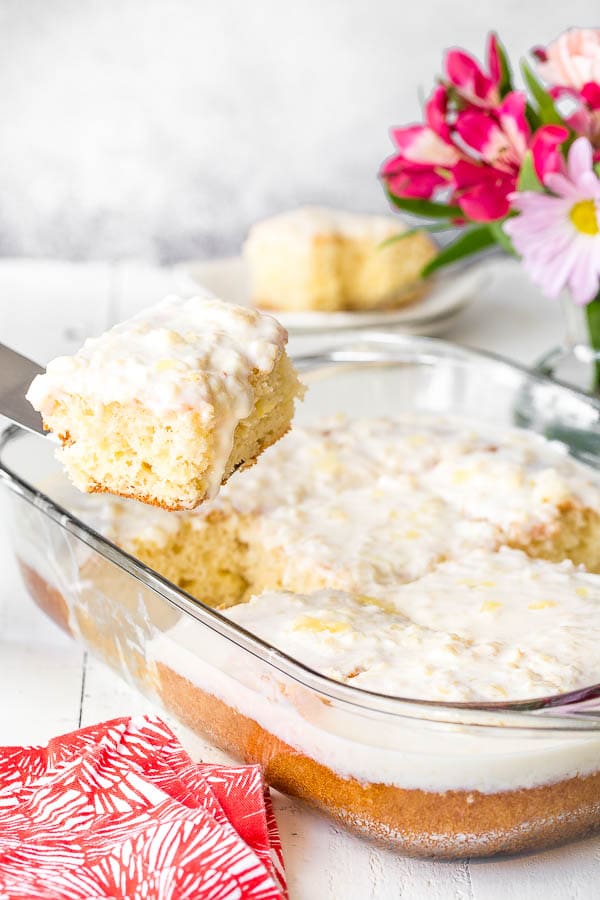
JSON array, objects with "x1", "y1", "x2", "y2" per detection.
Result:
[
  {"x1": 530, "y1": 125, "x2": 570, "y2": 179},
  {"x1": 450, "y1": 92, "x2": 568, "y2": 220},
  {"x1": 389, "y1": 124, "x2": 459, "y2": 167},
  {"x1": 445, "y1": 33, "x2": 502, "y2": 107},
  {"x1": 381, "y1": 91, "x2": 460, "y2": 200},
  {"x1": 504, "y1": 137, "x2": 600, "y2": 304},
  {"x1": 381, "y1": 33, "x2": 586, "y2": 224},
  {"x1": 382, "y1": 81, "x2": 569, "y2": 221},
  {"x1": 455, "y1": 92, "x2": 529, "y2": 174},
  {"x1": 381, "y1": 35, "x2": 513, "y2": 214},
  {"x1": 381, "y1": 155, "x2": 449, "y2": 200},
  {"x1": 536, "y1": 29, "x2": 600, "y2": 91},
  {"x1": 453, "y1": 160, "x2": 515, "y2": 220}
]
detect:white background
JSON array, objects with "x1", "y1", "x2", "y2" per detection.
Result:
[{"x1": 0, "y1": 0, "x2": 597, "y2": 261}]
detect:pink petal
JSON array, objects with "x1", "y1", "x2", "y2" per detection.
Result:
[
  {"x1": 456, "y1": 180, "x2": 512, "y2": 221},
  {"x1": 504, "y1": 194, "x2": 574, "y2": 246},
  {"x1": 497, "y1": 91, "x2": 530, "y2": 158},
  {"x1": 566, "y1": 107, "x2": 594, "y2": 138},
  {"x1": 382, "y1": 160, "x2": 447, "y2": 200},
  {"x1": 567, "y1": 136, "x2": 594, "y2": 181},
  {"x1": 425, "y1": 85, "x2": 453, "y2": 143},
  {"x1": 446, "y1": 49, "x2": 481, "y2": 87},
  {"x1": 536, "y1": 236, "x2": 580, "y2": 293},
  {"x1": 497, "y1": 91, "x2": 527, "y2": 123},
  {"x1": 391, "y1": 125, "x2": 428, "y2": 152},
  {"x1": 381, "y1": 153, "x2": 404, "y2": 176},
  {"x1": 445, "y1": 49, "x2": 496, "y2": 104},
  {"x1": 578, "y1": 171, "x2": 600, "y2": 199},
  {"x1": 506, "y1": 195, "x2": 574, "y2": 237},
  {"x1": 582, "y1": 82, "x2": 600, "y2": 110},
  {"x1": 530, "y1": 125, "x2": 568, "y2": 180},
  {"x1": 487, "y1": 33, "x2": 501, "y2": 85},
  {"x1": 453, "y1": 159, "x2": 495, "y2": 188},
  {"x1": 390, "y1": 124, "x2": 458, "y2": 166},
  {"x1": 567, "y1": 238, "x2": 600, "y2": 304},
  {"x1": 505, "y1": 203, "x2": 571, "y2": 240},
  {"x1": 544, "y1": 172, "x2": 582, "y2": 199},
  {"x1": 455, "y1": 109, "x2": 505, "y2": 161},
  {"x1": 557, "y1": 42, "x2": 583, "y2": 89},
  {"x1": 523, "y1": 237, "x2": 579, "y2": 299}
]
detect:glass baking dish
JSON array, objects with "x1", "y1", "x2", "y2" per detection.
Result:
[{"x1": 2, "y1": 333, "x2": 600, "y2": 860}]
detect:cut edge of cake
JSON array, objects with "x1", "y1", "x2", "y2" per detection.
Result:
[{"x1": 243, "y1": 206, "x2": 438, "y2": 313}]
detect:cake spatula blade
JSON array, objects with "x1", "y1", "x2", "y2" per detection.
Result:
[{"x1": 0, "y1": 343, "x2": 46, "y2": 436}]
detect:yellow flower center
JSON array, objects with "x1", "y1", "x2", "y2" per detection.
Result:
[{"x1": 570, "y1": 199, "x2": 599, "y2": 235}]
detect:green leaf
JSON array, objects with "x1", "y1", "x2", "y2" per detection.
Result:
[
  {"x1": 586, "y1": 295, "x2": 600, "y2": 353},
  {"x1": 385, "y1": 188, "x2": 462, "y2": 219},
  {"x1": 521, "y1": 60, "x2": 567, "y2": 127},
  {"x1": 517, "y1": 151, "x2": 544, "y2": 193},
  {"x1": 494, "y1": 35, "x2": 514, "y2": 97},
  {"x1": 421, "y1": 225, "x2": 496, "y2": 277},
  {"x1": 524, "y1": 101, "x2": 542, "y2": 133},
  {"x1": 488, "y1": 219, "x2": 517, "y2": 256},
  {"x1": 594, "y1": 162, "x2": 600, "y2": 178},
  {"x1": 585, "y1": 296, "x2": 600, "y2": 392},
  {"x1": 379, "y1": 223, "x2": 453, "y2": 250}
]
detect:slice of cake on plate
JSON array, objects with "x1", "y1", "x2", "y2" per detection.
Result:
[
  {"x1": 26, "y1": 295, "x2": 303, "y2": 510},
  {"x1": 243, "y1": 206, "x2": 437, "y2": 312}
]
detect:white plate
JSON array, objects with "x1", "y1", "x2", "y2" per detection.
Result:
[{"x1": 175, "y1": 256, "x2": 487, "y2": 335}]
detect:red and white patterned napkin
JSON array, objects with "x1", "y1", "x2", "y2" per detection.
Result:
[{"x1": 0, "y1": 715, "x2": 287, "y2": 899}]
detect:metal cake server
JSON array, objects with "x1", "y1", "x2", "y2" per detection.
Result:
[{"x1": 0, "y1": 343, "x2": 46, "y2": 436}]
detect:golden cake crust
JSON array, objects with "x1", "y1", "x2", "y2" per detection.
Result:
[
  {"x1": 18, "y1": 562, "x2": 72, "y2": 635},
  {"x1": 156, "y1": 663, "x2": 600, "y2": 858}
]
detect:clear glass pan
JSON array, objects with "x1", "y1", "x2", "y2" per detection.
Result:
[{"x1": 2, "y1": 333, "x2": 600, "y2": 858}]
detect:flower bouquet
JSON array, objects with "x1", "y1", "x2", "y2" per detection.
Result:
[{"x1": 381, "y1": 28, "x2": 600, "y2": 390}]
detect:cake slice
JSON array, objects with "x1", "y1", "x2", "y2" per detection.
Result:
[
  {"x1": 26, "y1": 295, "x2": 303, "y2": 510},
  {"x1": 243, "y1": 206, "x2": 437, "y2": 312}
]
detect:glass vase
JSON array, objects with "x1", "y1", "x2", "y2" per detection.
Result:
[
  {"x1": 514, "y1": 291, "x2": 600, "y2": 467},
  {"x1": 535, "y1": 293, "x2": 600, "y2": 396}
]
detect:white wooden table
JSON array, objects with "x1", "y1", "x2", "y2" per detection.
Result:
[{"x1": 2, "y1": 257, "x2": 599, "y2": 899}]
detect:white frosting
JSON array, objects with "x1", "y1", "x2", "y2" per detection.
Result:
[
  {"x1": 51, "y1": 414, "x2": 600, "y2": 592},
  {"x1": 214, "y1": 416, "x2": 600, "y2": 591},
  {"x1": 38, "y1": 413, "x2": 600, "y2": 794},
  {"x1": 420, "y1": 434, "x2": 593, "y2": 533},
  {"x1": 26, "y1": 294, "x2": 287, "y2": 418},
  {"x1": 26, "y1": 295, "x2": 288, "y2": 498},
  {"x1": 148, "y1": 612, "x2": 600, "y2": 793},
  {"x1": 239, "y1": 479, "x2": 499, "y2": 593},
  {"x1": 226, "y1": 548, "x2": 600, "y2": 703},
  {"x1": 244, "y1": 206, "x2": 409, "y2": 244},
  {"x1": 218, "y1": 414, "x2": 600, "y2": 523}
]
